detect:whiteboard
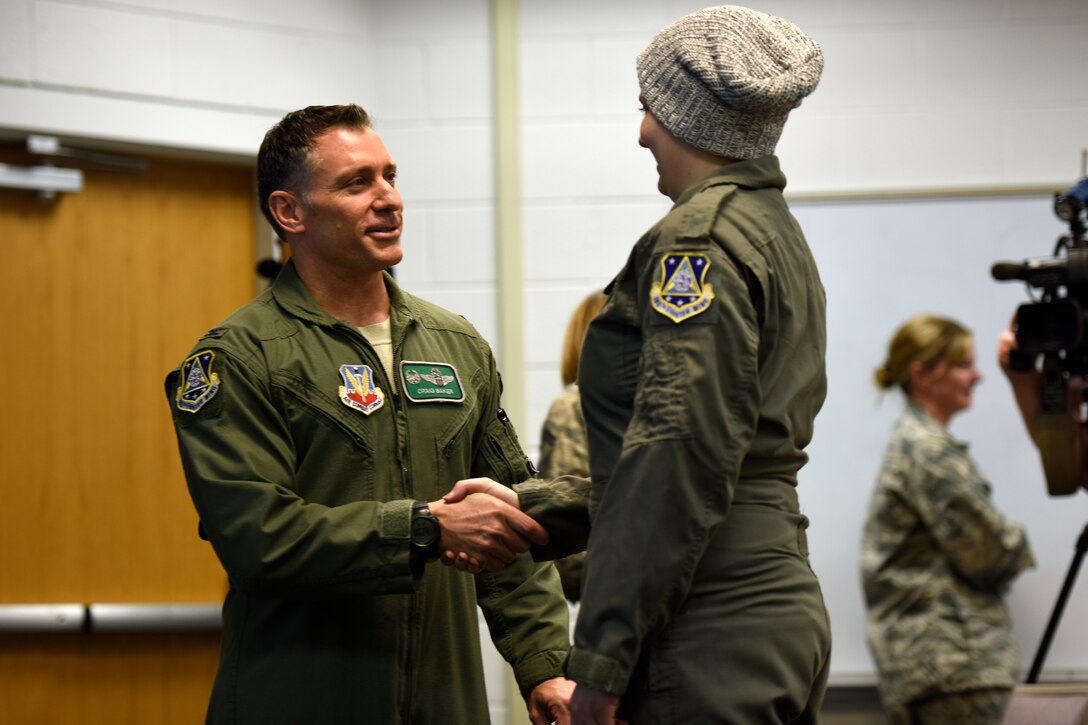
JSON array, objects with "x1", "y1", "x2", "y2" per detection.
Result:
[{"x1": 792, "y1": 192, "x2": 1088, "y2": 684}]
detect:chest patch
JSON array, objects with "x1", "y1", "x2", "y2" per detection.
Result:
[
  {"x1": 401, "y1": 361, "x2": 464, "y2": 403},
  {"x1": 338, "y1": 364, "x2": 385, "y2": 415},
  {"x1": 176, "y1": 350, "x2": 220, "y2": 413},
  {"x1": 650, "y1": 253, "x2": 715, "y2": 323}
]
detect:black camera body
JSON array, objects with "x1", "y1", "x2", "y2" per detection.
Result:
[{"x1": 992, "y1": 176, "x2": 1088, "y2": 495}]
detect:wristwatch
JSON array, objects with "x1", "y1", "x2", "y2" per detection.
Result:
[{"x1": 410, "y1": 501, "x2": 441, "y2": 560}]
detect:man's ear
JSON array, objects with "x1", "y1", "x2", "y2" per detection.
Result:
[{"x1": 269, "y1": 190, "x2": 305, "y2": 235}]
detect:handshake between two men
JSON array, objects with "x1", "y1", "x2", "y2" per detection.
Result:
[{"x1": 424, "y1": 478, "x2": 534, "y2": 575}]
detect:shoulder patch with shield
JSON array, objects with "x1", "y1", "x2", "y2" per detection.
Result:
[
  {"x1": 650, "y1": 252, "x2": 715, "y2": 323},
  {"x1": 176, "y1": 350, "x2": 221, "y2": 413}
]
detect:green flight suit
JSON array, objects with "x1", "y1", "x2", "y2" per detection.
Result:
[
  {"x1": 165, "y1": 261, "x2": 569, "y2": 725},
  {"x1": 518, "y1": 156, "x2": 831, "y2": 723}
]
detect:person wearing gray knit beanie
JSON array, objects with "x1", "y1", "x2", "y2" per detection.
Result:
[
  {"x1": 443, "y1": 7, "x2": 831, "y2": 725},
  {"x1": 637, "y1": 4, "x2": 823, "y2": 161},
  {"x1": 562, "y1": 6, "x2": 831, "y2": 724}
]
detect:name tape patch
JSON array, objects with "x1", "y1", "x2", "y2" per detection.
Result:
[{"x1": 401, "y1": 361, "x2": 464, "y2": 403}]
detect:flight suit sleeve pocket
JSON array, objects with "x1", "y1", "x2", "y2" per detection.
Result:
[{"x1": 478, "y1": 412, "x2": 532, "y2": 485}]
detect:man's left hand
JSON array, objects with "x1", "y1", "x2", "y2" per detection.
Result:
[{"x1": 527, "y1": 676, "x2": 575, "y2": 725}]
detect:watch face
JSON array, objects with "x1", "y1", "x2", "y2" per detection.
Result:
[{"x1": 411, "y1": 513, "x2": 439, "y2": 547}]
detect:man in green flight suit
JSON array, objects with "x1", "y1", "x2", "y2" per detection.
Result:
[{"x1": 165, "y1": 104, "x2": 574, "y2": 725}]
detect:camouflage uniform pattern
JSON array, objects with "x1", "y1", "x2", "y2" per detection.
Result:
[
  {"x1": 861, "y1": 404, "x2": 1035, "y2": 719},
  {"x1": 537, "y1": 383, "x2": 590, "y2": 601}
]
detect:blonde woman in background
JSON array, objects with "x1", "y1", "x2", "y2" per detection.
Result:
[
  {"x1": 861, "y1": 314, "x2": 1035, "y2": 724},
  {"x1": 538, "y1": 291, "x2": 608, "y2": 602}
]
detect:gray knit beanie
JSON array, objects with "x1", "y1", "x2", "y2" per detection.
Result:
[{"x1": 636, "y1": 5, "x2": 823, "y2": 159}]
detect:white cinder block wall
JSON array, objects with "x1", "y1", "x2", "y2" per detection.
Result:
[
  {"x1": 514, "y1": 0, "x2": 1088, "y2": 457},
  {"x1": 2, "y1": 0, "x2": 1087, "y2": 722}
]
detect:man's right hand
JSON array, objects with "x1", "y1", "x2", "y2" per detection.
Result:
[{"x1": 428, "y1": 487, "x2": 547, "y2": 573}]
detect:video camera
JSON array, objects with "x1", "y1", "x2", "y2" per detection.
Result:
[{"x1": 992, "y1": 174, "x2": 1088, "y2": 495}]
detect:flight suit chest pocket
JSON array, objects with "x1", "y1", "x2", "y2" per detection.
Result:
[{"x1": 274, "y1": 373, "x2": 377, "y2": 505}]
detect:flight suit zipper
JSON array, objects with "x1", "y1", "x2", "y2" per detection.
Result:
[{"x1": 497, "y1": 407, "x2": 538, "y2": 477}]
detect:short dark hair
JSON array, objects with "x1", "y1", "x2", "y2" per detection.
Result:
[{"x1": 257, "y1": 104, "x2": 372, "y2": 240}]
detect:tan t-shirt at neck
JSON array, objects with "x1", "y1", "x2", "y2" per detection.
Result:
[{"x1": 358, "y1": 317, "x2": 395, "y2": 394}]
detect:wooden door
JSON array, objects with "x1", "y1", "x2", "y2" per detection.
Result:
[{"x1": 0, "y1": 144, "x2": 256, "y2": 724}]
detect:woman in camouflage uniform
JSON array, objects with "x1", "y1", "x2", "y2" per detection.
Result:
[{"x1": 861, "y1": 314, "x2": 1035, "y2": 724}]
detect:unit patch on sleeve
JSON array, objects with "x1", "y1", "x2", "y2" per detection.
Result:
[
  {"x1": 176, "y1": 350, "x2": 221, "y2": 413},
  {"x1": 401, "y1": 361, "x2": 464, "y2": 403},
  {"x1": 650, "y1": 252, "x2": 715, "y2": 323},
  {"x1": 338, "y1": 364, "x2": 386, "y2": 415}
]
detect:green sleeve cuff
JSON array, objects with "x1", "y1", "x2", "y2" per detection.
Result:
[
  {"x1": 379, "y1": 498, "x2": 414, "y2": 539},
  {"x1": 515, "y1": 477, "x2": 591, "y2": 561},
  {"x1": 378, "y1": 499, "x2": 423, "y2": 590},
  {"x1": 564, "y1": 647, "x2": 628, "y2": 694},
  {"x1": 512, "y1": 649, "x2": 569, "y2": 694}
]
